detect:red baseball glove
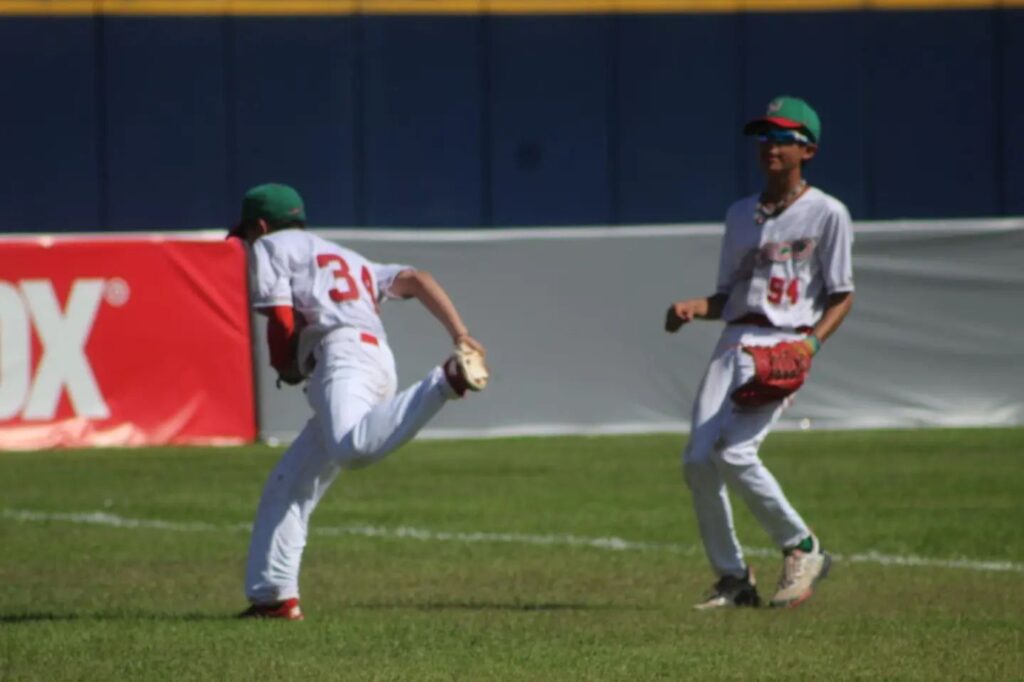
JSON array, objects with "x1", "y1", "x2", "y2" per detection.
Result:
[{"x1": 731, "y1": 340, "x2": 814, "y2": 407}]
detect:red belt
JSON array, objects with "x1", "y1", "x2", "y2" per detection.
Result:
[
  {"x1": 360, "y1": 332, "x2": 379, "y2": 347},
  {"x1": 728, "y1": 313, "x2": 813, "y2": 335}
]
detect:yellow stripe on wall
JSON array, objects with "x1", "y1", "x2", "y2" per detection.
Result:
[{"x1": 0, "y1": 0, "x2": 1019, "y2": 16}]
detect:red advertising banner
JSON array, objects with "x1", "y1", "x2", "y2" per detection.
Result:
[{"x1": 0, "y1": 235, "x2": 256, "y2": 449}]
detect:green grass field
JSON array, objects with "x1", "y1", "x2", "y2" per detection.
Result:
[{"x1": 1, "y1": 429, "x2": 1022, "y2": 680}]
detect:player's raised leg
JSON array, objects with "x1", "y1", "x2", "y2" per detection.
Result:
[{"x1": 310, "y1": 338, "x2": 488, "y2": 470}]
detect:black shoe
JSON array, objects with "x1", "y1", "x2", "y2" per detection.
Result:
[{"x1": 694, "y1": 568, "x2": 762, "y2": 610}]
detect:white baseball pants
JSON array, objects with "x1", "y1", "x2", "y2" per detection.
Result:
[
  {"x1": 245, "y1": 328, "x2": 456, "y2": 604},
  {"x1": 682, "y1": 324, "x2": 811, "y2": 579}
]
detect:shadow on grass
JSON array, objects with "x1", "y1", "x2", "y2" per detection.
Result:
[
  {"x1": 347, "y1": 600, "x2": 648, "y2": 612},
  {"x1": 1, "y1": 602, "x2": 648, "y2": 623},
  {"x1": 0, "y1": 613, "x2": 81, "y2": 624},
  {"x1": 0, "y1": 611, "x2": 236, "y2": 624}
]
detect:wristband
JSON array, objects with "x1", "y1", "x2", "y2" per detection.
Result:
[{"x1": 803, "y1": 335, "x2": 821, "y2": 355}]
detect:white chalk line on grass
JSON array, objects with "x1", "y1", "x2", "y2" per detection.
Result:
[{"x1": 4, "y1": 508, "x2": 1022, "y2": 574}]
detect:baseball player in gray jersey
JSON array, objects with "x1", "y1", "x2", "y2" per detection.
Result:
[
  {"x1": 228, "y1": 183, "x2": 490, "y2": 620},
  {"x1": 664, "y1": 97, "x2": 855, "y2": 609}
]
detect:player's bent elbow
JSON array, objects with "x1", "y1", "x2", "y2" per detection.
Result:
[
  {"x1": 826, "y1": 291, "x2": 855, "y2": 314},
  {"x1": 828, "y1": 290, "x2": 854, "y2": 304},
  {"x1": 406, "y1": 270, "x2": 439, "y2": 299},
  {"x1": 412, "y1": 270, "x2": 436, "y2": 287}
]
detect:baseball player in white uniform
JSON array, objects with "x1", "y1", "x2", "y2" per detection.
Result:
[
  {"x1": 664, "y1": 97, "x2": 854, "y2": 609},
  {"x1": 228, "y1": 183, "x2": 489, "y2": 620}
]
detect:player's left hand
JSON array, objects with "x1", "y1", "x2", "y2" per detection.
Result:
[{"x1": 731, "y1": 341, "x2": 813, "y2": 406}]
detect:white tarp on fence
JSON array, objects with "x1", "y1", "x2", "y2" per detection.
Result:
[{"x1": 255, "y1": 219, "x2": 1024, "y2": 442}]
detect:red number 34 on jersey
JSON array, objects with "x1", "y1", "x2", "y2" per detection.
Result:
[{"x1": 316, "y1": 254, "x2": 380, "y2": 313}]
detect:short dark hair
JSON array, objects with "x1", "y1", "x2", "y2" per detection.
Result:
[{"x1": 276, "y1": 219, "x2": 306, "y2": 230}]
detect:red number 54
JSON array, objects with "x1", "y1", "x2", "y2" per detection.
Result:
[{"x1": 767, "y1": 276, "x2": 800, "y2": 305}]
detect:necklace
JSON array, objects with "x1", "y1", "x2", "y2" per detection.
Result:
[{"x1": 754, "y1": 180, "x2": 807, "y2": 225}]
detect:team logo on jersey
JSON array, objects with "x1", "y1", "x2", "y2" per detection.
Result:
[
  {"x1": 791, "y1": 239, "x2": 816, "y2": 261},
  {"x1": 757, "y1": 239, "x2": 817, "y2": 265},
  {"x1": 760, "y1": 242, "x2": 792, "y2": 263}
]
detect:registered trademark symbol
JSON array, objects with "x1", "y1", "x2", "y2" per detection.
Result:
[{"x1": 104, "y1": 278, "x2": 131, "y2": 307}]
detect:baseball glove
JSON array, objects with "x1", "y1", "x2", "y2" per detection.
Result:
[
  {"x1": 731, "y1": 340, "x2": 814, "y2": 407},
  {"x1": 275, "y1": 366, "x2": 305, "y2": 389}
]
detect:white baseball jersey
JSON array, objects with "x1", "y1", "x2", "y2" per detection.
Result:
[
  {"x1": 716, "y1": 187, "x2": 854, "y2": 328},
  {"x1": 250, "y1": 228, "x2": 411, "y2": 372}
]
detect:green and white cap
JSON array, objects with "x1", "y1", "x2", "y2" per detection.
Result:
[
  {"x1": 228, "y1": 183, "x2": 306, "y2": 238},
  {"x1": 743, "y1": 96, "x2": 821, "y2": 144}
]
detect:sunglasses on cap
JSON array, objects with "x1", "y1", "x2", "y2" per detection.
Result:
[{"x1": 757, "y1": 129, "x2": 812, "y2": 145}]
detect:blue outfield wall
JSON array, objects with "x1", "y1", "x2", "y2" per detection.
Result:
[{"x1": 0, "y1": 9, "x2": 1020, "y2": 232}]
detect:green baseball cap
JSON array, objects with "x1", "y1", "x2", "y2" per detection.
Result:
[
  {"x1": 743, "y1": 96, "x2": 821, "y2": 144},
  {"x1": 228, "y1": 183, "x2": 306, "y2": 237}
]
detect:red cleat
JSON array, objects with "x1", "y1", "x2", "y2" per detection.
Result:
[{"x1": 238, "y1": 598, "x2": 304, "y2": 621}]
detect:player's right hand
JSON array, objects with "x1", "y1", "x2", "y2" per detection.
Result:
[
  {"x1": 455, "y1": 333, "x2": 486, "y2": 357},
  {"x1": 665, "y1": 301, "x2": 696, "y2": 333}
]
